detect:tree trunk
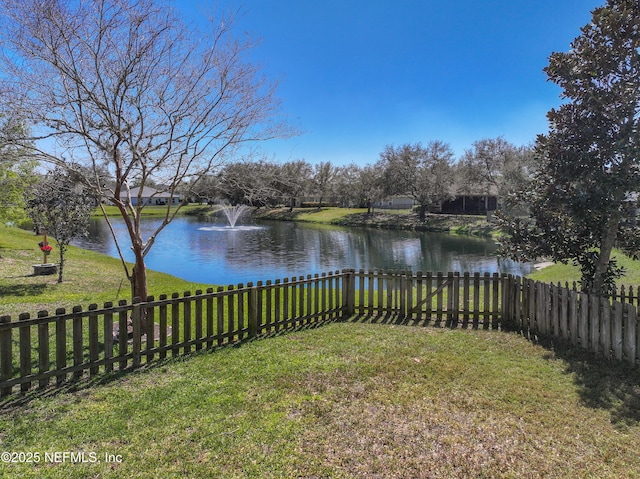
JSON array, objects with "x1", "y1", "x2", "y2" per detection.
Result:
[
  {"x1": 591, "y1": 208, "x2": 622, "y2": 295},
  {"x1": 57, "y1": 244, "x2": 65, "y2": 283},
  {"x1": 130, "y1": 247, "x2": 149, "y2": 333},
  {"x1": 418, "y1": 204, "x2": 427, "y2": 222}
]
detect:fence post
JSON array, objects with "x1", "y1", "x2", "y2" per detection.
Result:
[
  {"x1": 195, "y1": 291, "x2": 203, "y2": 351},
  {"x1": 146, "y1": 295, "x2": 156, "y2": 362},
  {"x1": 227, "y1": 285, "x2": 236, "y2": 342},
  {"x1": 118, "y1": 299, "x2": 129, "y2": 368},
  {"x1": 19, "y1": 313, "x2": 31, "y2": 392},
  {"x1": 55, "y1": 308, "x2": 67, "y2": 385},
  {"x1": 399, "y1": 272, "x2": 407, "y2": 321},
  {"x1": 217, "y1": 286, "x2": 225, "y2": 345},
  {"x1": 104, "y1": 302, "x2": 114, "y2": 372},
  {"x1": 88, "y1": 304, "x2": 99, "y2": 376},
  {"x1": 589, "y1": 294, "x2": 600, "y2": 355},
  {"x1": 237, "y1": 284, "x2": 245, "y2": 341},
  {"x1": 183, "y1": 291, "x2": 192, "y2": 355},
  {"x1": 132, "y1": 298, "x2": 142, "y2": 368},
  {"x1": 579, "y1": 292, "x2": 589, "y2": 349},
  {"x1": 72, "y1": 306, "x2": 83, "y2": 381},
  {"x1": 560, "y1": 285, "x2": 569, "y2": 340},
  {"x1": 624, "y1": 303, "x2": 637, "y2": 366},
  {"x1": 446, "y1": 272, "x2": 455, "y2": 328},
  {"x1": 248, "y1": 282, "x2": 259, "y2": 338},
  {"x1": 342, "y1": 269, "x2": 355, "y2": 317},
  {"x1": 157, "y1": 295, "x2": 168, "y2": 357},
  {"x1": 205, "y1": 289, "x2": 214, "y2": 347},
  {"x1": 500, "y1": 275, "x2": 511, "y2": 329},
  {"x1": 613, "y1": 301, "x2": 623, "y2": 361},
  {"x1": 462, "y1": 272, "x2": 470, "y2": 328},
  {"x1": 0, "y1": 315, "x2": 12, "y2": 397},
  {"x1": 37, "y1": 310, "x2": 50, "y2": 388}
]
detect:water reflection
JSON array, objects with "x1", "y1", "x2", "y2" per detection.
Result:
[{"x1": 73, "y1": 216, "x2": 532, "y2": 285}]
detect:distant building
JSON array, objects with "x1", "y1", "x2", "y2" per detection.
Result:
[
  {"x1": 438, "y1": 194, "x2": 498, "y2": 215},
  {"x1": 117, "y1": 186, "x2": 183, "y2": 206},
  {"x1": 373, "y1": 196, "x2": 415, "y2": 210}
]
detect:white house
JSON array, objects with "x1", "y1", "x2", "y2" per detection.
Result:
[
  {"x1": 118, "y1": 186, "x2": 183, "y2": 206},
  {"x1": 373, "y1": 196, "x2": 415, "y2": 210}
]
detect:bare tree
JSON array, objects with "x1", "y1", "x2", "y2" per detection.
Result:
[
  {"x1": 0, "y1": 0, "x2": 292, "y2": 311},
  {"x1": 332, "y1": 163, "x2": 363, "y2": 207},
  {"x1": 275, "y1": 159, "x2": 313, "y2": 211},
  {"x1": 359, "y1": 165, "x2": 385, "y2": 214},
  {"x1": 310, "y1": 161, "x2": 336, "y2": 208},
  {"x1": 217, "y1": 159, "x2": 282, "y2": 207},
  {"x1": 377, "y1": 141, "x2": 455, "y2": 221},
  {"x1": 458, "y1": 137, "x2": 535, "y2": 206}
]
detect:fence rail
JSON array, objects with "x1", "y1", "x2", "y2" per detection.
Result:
[{"x1": 1, "y1": 269, "x2": 639, "y2": 398}]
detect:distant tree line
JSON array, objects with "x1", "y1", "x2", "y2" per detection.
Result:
[{"x1": 187, "y1": 137, "x2": 536, "y2": 218}]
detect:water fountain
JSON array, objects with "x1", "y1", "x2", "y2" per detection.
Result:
[
  {"x1": 198, "y1": 204, "x2": 263, "y2": 232},
  {"x1": 221, "y1": 204, "x2": 250, "y2": 228}
]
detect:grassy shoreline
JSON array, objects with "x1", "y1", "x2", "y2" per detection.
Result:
[{"x1": 253, "y1": 206, "x2": 498, "y2": 236}]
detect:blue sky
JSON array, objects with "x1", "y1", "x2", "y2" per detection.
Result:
[{"x1": 183, "y1": 0, "x2": 603, "y2": 165}]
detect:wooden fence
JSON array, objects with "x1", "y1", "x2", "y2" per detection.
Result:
[
  {"x1": 504, "y1": 277, "x2": 640, "y2": 365},
  {"x1": 1, "y1": 270, "x2": 639, "y2": 398},
  {"x1": 0, "y1": 271, "x2": 346, "y2": 397},
  {"x1": 548, "y1": 280, "x2": 640, "y2": 309}
]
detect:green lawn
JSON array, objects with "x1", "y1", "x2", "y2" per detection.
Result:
[
  {"x1": 0, "y1": 225, "x2": 214, "y2": 319},
  {"x1": 529, "y1": 251, "x2": 640, "y2": 289},
  {"x1": 3, "y1": 223, "x2": 640, "y2": 478},
  {"x1": 293, "y1": 207, "x2": 368, "y2": 222},
  {"x1": 1, "y1": 322, "x2": 639, "y2": 478}
]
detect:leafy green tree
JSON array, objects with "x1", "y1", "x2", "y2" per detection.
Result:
[
  {"x1": 377, "y1": 141, "x2": 455, "y2": 221},
  {"x1": 498, "y1": 0, "x2": 640, "y2": 295},
  {"x1": 0, "y1": 115, "x2": 37, "y2": 226},
  {"x1": 24, "y1": 168, "x2": 97, "y2": 283}
]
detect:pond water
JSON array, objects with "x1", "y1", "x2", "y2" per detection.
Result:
[{"x1": 73, "y1": 215, "x2": 532, "y2": 286}]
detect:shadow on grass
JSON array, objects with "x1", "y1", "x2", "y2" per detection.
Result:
[
  {"x1": 527, "y1": 335, "x2": 640, "y2": 428},
  {"x1": 0, "y1": 318, "x2": 343, "y2": 411},
  {"x1": 4, "y1": 315, "x2": 639, "y2": 428},
  {"x1": 0, "y1": 283, "x2": 48, "y2": 298}
]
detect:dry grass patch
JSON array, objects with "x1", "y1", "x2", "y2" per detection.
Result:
[{"x1": 279, "y1": 326, "x2": 640, "y2": 478}]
